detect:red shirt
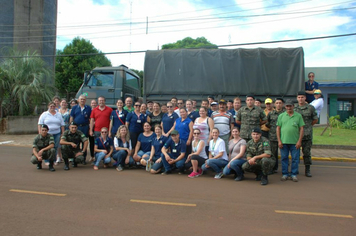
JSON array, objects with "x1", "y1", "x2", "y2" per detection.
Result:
[{"x1": 90, "y1": 106, "x2": 113, "y2": 132}]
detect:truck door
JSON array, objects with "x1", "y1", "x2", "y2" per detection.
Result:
[
  {"x1": 83, "y1": 71, "x2": 115, "y2": 105},
  {"x1": 123, "y1": 72, "x2": 140, "y2": 102}
]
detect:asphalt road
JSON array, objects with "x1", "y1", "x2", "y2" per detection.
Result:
[{"x1": 1, "y1": 146, "x2": 355, "y2": 236}]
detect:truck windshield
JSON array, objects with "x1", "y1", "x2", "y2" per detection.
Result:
[{"x1": 87, "y1": 72, "x2": 114, "y2": 87}]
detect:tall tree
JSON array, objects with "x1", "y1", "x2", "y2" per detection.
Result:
[
  {"x1": 0, "y1": 48, "x2": 55, "y2": 117},
  {"x1": 162, "y1": 37, "x2": 218, "y2": 49},
  {"x1": 55, "y1": 37, "x2": 112, "y2": 97}
]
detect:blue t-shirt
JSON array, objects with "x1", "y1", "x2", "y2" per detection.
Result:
[
  {"x1": 228, "y1": 109, "x2": 241, "y2": 129},
  {"x1": 175, "y1": 117, "x2": 192, "y2": 142},
  {"x1": 95, "y1": 136, "x2": 113, "y2": 153},
  {"x1": 70, "y1": 105, "x2": 92, "y2": 125},
  {"x1": 138, "y1": 132, "x2": 156, "y2": 152},
  {"x1": 187, "y1": 111, "x2": 199, "y2": 122},
  {"x1": 126, "y1": 112, "x2": 147, "y2": 133},
  {"x1": 161, "y1": 112, "x2": 179, "y2": 133},
  {"x1": 305, "y1": 81, "x2": 319, "y2": 103},
  {"x1": 164, "y1": 137, "x2": 186, "y2": 158},
  {"x1": 152, "y1": 135, "x2": 168, "y2": 158},
  {"x1": 110, "y1": 109, "x2": 128, "y2": 135}
]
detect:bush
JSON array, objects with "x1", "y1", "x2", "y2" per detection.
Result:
[
  {"x1": 329, "y1": 115, "x2": 342, "y2": 128},
  {"x1": 342, "y1": 116, "x2": 356, "y2": 130}
]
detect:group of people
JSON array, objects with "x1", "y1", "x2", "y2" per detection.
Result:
[{"x1": 33, "y1": 73, "x2": 322, "y2": 186}]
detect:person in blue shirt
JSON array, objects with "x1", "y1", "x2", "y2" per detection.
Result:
[
  {"x1": 161, "y1": 102, "x2": 179, "y2": 136},
  {"x1": 109, "y1": 99, "x2": 128, "y2": 138},
  {"x1": 70, "y1": 95, "x2": 92, "y2": 137},
  {"x1": 186, "y1": 100, "x2": 199, "y2": 122},
  {"x1": 113, "y1": 125, "x2": 134, "y2": 171},
  {"x1": 125, "y1": 102, "x2": 147, "y2": 150},
  {"x1": 133, "y1": 122, "x2": 156, "y2": 166},
  {"x1": 305, "y1": 72, "x2": 319, "y2": 103},
  {"x1": 229, "y1": 97, "x2": 242, "y2": 128},
  {"x1": 93, "y1": 127, "x2": 113, "y2": 170},
  {"x1": 161, "y1": 130, "x2": 187, "y2": 175}
]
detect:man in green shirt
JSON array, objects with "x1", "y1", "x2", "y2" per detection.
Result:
[{"x1": 277, "y1": 100, "x2": 305, "y2": 182}]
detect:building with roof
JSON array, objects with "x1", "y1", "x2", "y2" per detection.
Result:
[{"x1": 305, "y1": 67, "x2": 356, "y2": 124}]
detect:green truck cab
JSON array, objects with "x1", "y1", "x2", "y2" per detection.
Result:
[{"x1": 76, "y1": 65, "x2": 141, "y2": 108}]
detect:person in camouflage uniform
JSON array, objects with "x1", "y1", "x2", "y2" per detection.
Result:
[
  {"x1": 266, "y1": 98, "x2": 286, "y2": 173},
  {"x1": 60, "y1": 122, "x2": 89, "y2": 170},
  {"x1": 294, "y1": 91, "x2": 318, "y2": 177},
  {"x1": 236, "y1": 95, "x2": 267, "y2": 142},
  {"x1": 242, "y1": 127, "x2": 275, "y2": 185},
  {"x1": 31, "y1": 124, "x2": 56, "y2": 171}
]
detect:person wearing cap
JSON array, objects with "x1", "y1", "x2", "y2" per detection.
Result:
[
  {"x1": 229, "y1": 97, "x2": 242, "y2": 129},
  {"x1": 254, "y1": 98, "x2": 262, "y2": 107},
  {"x1": 277, "y1": 99, "x2": 305, "y2": 182},
  {"x1": 310, "y1": 89, "x2": 324, "y2": 117},
  {"x1": 210, "y1": 101, "x2": 219, "y2": 114},
  {"x1": 294, "y1": 91, "x2": 318, "y2": 177},
  {"x1": 31, "y1": 124, "x2": 56, "y2": 172},
  {"x1": 160, "y1": 130, "x2": 186, "y2": 175},
  {"x1": 60, "y1": 122, "x2": 89, "y2": 170},
  {"x1": 242, "y1": 127, "x2": 275, "y2": 185},
  {"x1": 261, "y1": 98, "x2": 274, "y2": 139},
  {"x1": 266, "y1": 98, "x2": 286, "y2": 173},
  {"x1": 211, "y1": 99, "x2": 234, "y2": 152},
  {"x1": 236, "y1": 95, "x2": 267, "y2": 142},
  {"x1": 305, "y1": 72, "x2": 319, "y2": 103}
]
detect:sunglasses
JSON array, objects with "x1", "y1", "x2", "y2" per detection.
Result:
[
  {"x1": 167, "y1": 106, "x2": 173, "y2": 108},
  {"x1": 134, "y1": 104, "x2": 141, "y2": 107},
  {"x1": 193, "y1": 133, "x2": 200, "y2": 135},
  {"x1": 177, "y1": 103, "x2": 183, "y2": 104},
  {"x1": 101, "y1": 131, "x2": 107, "y2": 133},
  {"x1": 308, "y1": 75, "x2": 314, "y2": 78}
]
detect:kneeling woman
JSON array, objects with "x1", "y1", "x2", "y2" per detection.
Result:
[
  {"x1": 133, "y1": 122, "x2": 156, "y2": 165},
  {"x1": 222, "y1": 127, "x2": 247, "y2": 181},
  {"x1": 185, "y1": 128, "x2": 208, "y2": 178},
  {"x1": 141, "y1": 125, "x2": 168, "y2": 174},
  {"x1": 113, "y1": 125, "x2": 134, "y2": 171},
  {"x1": 94, "y1": 127, "x2": 114, "y2": 170},
  {"x1": 201, "y1": 128, "x2": 228, "y2": 179}
]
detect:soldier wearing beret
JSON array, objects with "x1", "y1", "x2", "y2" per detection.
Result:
[
  {"x1": 31, "y1": 124, "x2": 56, "y2": 171},
  {"x1": 60, "y1": 122, "x2": 89, "y2": 170},
  {"x1": 294, "y1": 91, "x2": 318, "y2": 177},
  {"x1": 242, "y1": 127, "x2": 275, "y2": 185}
]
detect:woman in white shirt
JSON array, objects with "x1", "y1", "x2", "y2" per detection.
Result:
[
  {"x1": 201, "y1": 128, "x2": 228, "y2": 179},
  {"x1": 310, "y1": 89, "x2": 324, "y2": 117}
]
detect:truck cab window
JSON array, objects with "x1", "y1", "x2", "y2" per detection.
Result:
[
  {"x1": 126, "y1": 73, "x2": 139, "y2": 89},
  {"x1": 87, "y1": 72, "x2": 114, "y2": 87}
]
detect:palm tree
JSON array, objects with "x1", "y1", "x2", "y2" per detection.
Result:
[{"x1": 0, "y1": 48, "x2": 55, "y2": 117}]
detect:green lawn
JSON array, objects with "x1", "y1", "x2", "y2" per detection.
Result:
[{"x1": 313, "y1": 127, "x2": 356, "y2": 146}]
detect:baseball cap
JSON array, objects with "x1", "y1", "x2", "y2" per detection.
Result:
[
  {"x1": 265, "y1": 98, "x2": 273, "y2": 104},
  {"x1": 314, "y1": 89, "x2": 322, "y2": 94},
  {"x1": 251, "y1": 127, "x2": 262, "y2": 134},
  {"x1": 211, "y1": 102, "x2": 218, "y2": 106},
  {"x1": 41, "y1": 124, "x2": 49, "y2": 130},
  {"x1": 70, "y1": 122, "x2": 78, "y2": 126},
  {"x1": 219, "y1": 99, "x2": 227, "y2": 104},
  {"x1": 285, "y1": 99, "x2": 294, "y2": 106},
  {"x1": 171, "y1": 130, "x2": 179, "y2": 135}
]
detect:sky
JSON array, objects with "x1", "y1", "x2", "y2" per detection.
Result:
[{"x1": 56, "y1": 0, "x2": 356, "y2": 71}]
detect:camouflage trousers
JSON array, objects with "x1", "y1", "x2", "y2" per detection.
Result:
[
  {"x1": 61, "y1": 145, "x2": 84, "y2": 163},
  {"x1": 270, "y1": 141, "x2": 279, "y2": 170},
  {"x1": 301, "y1": 139, "x2": 312, "y2": 165},
  {"x1": 242, "y1": 157, "x2": 276, "y2": 176},
  {"x1": 31, "y1": 148, "x2": 56, "y2": 164}
]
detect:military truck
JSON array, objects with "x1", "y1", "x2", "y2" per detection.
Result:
[
  {"x1": 75, "y1": 65, "x2": 141, "y2": 108},
  {"x1": 143, "y1": 47, "x2": 305, "y2": 103}
]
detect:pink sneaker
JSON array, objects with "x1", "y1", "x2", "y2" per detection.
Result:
[
  {"x1": 188, "y1": 172, "x2": 199, "y2": 178},
  {"x1": 197, "y1": 169, "x2": 203, "y2": 176}
]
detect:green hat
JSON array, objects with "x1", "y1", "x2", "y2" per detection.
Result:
[{"x1": 171, "y1": 130, "x2": 179, "y2": 135}]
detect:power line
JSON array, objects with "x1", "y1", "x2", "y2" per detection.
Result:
[{"x1": 1, "y1": 32, "x2": 355, "y2": 59}]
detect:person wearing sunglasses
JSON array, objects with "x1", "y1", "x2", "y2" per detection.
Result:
[
  {"x1": 93, "y1": 127, "x2": 113, "y2": 170},
  {"x1": 126, "y1": 102, "x2": 147, "y2": 150},
  {"x1": 185, "y1": 128, "x2": 208, "y2": 178},
  {"x1": 161, "y1": 102, "x2": 179, "y2": 137},
  {"x1": 305, "y1": 72, "x2": 319, "y2": 103}
]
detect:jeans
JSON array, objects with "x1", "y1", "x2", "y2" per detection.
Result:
[
  {"x1": 94, "y1": 152, "x2": 111, "y2": 166},
  {"x1": 137, "y1": 150, "x2": 151, "y2": 159},
  {"x1": 161, "y1": 153, "x2": 186, "y2": 172},
  {"x1": 45, "y1": 132, "x2": 61, "y2": 164},
  {"x1": 112, "y1": 150, "x2": 134, "y2": 166},
  {"x1": 280, "y1": 144, "x2": 300, "y2": 176},
  {"x1": 202, "y1": 158, "x2": 228, "y2": 174},
  {"x1": 223, "y1": 159, "x2": 246, "y2": 177},
  {"x1": 143, "y1": 154, "x2": 164, "y2": 171}
]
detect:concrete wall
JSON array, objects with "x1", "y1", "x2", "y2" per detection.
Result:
[{"x1": 3, "y1": 116, "x2": 38, "y2": 134}]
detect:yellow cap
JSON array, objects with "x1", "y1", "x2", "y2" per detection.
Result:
[
  {"x1": 314, "y1": 89, "x2": 322, "y2": 94},
  {"x1": 265, "y1": 98, "x2": 273, "y2": 104}
]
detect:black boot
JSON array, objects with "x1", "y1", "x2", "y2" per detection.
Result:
[
  {"x1": 305, "y1": 165, "x2": 312, "y2": 177},
  {"x1": 64, "y1": 160, "x2": 70, "y2": 171},
  {"x1": 260, "y1": 175, "x2": 268, "y2": 185},
  {"x1": 37, "y1": 161, "x2": 42, "y2": 170},
  {"x1": 73, "y1": 159, "x2": 78, "y2": 168},
  {"x1": 255, "y1": 171, "x2": 262, "y2": 181},
  {"x1": 49, "y1": 161, "x2": 55, "y2": 172}
]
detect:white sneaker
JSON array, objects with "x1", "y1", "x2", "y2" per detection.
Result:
[{"x1": 214, "y1": 172, "x2": 224, "y2": 179}]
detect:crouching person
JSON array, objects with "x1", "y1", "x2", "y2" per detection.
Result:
[
  {"x1": 60, "y1": 122, "x2": 88, "y2": 170},
  {"x1": 160, "y1": 130, "x2": 186, "y2": 175},
  {"x1": 93, "y1": 127, "x2": 113, "y2": 170},
  {"x1": 242, "y1": 127, "x2": 275, "y2": 185},
  {"x1": 31, "y1": 124, "x2": 56, "y2": 171}
]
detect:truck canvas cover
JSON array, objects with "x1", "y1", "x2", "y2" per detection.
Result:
[{"x1": 144, "y1": 48, "x2": 304, "y2": 97}]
